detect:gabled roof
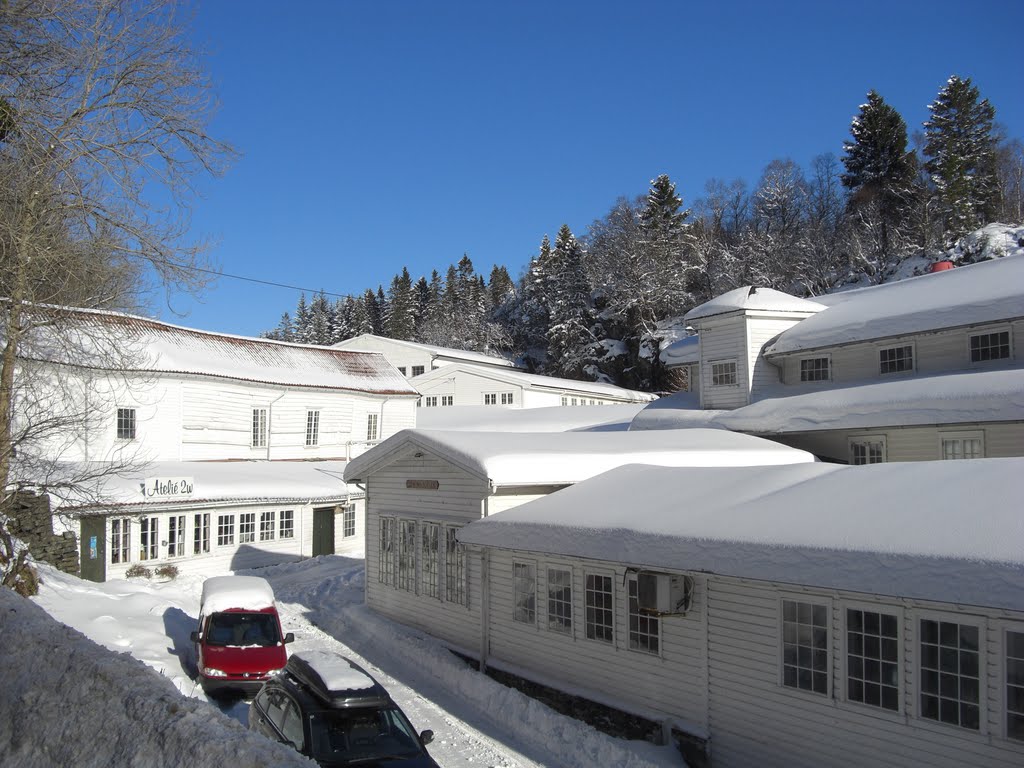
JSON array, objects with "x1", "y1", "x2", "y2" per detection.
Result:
[
  {"x1": 684, "y1": 287, "x2": 826, "y2": 324},
  {"x1": 14, "y1": 307, "x2": 417, "y2": 395},
  {"x1": 342, "y1": 428, "x2": 816, "y2": 486},
  {"x1": 410, "y1": 361, "x2": 658, "y2": 403},
  {"x1": 765, "y1": 256, "x2": 1024, "y2": 356},
  {"x1": 458, "y1": 459, "x2": 1024, "y2": 611},
  {"x1": 332, "y1": 333, "x2": 515, "y2": 368}
]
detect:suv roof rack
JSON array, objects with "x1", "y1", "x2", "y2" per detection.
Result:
[{"x1": 285, "y1": 652, "x2": 390, "y2": 709}]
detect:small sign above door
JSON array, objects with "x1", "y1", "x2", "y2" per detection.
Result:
[{"x1": 406, "y1": 479, "x2": 439, "y2": 490}]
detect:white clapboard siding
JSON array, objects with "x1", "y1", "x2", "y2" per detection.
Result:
[
  {"x1": 698, "y1": 316, "x2": 749, "y2": 410},
  {"x1": 747, "y1": 317, "x2": 798, "y2": 400},
  {"x1": 706, "y1": 576, "x2": 1024, "y2": 768}
]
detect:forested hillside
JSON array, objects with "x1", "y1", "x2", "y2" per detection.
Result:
[{"x1": 264, "y1": 77, "x2": 1023, "y2": 392}]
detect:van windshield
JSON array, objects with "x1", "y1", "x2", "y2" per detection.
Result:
[{"x1": 205, "y1": 612, "x2": 280, "y2": 647}]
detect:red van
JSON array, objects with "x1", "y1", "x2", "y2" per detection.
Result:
[{"x1": 191, "y1": 575, "x2": 294, "y2": 697}]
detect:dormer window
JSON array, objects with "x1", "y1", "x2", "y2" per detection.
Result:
[{"x1": 711, "y1": 360, "x2": 737, "y2": 386}]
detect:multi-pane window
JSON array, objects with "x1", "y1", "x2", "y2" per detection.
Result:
[
  {"x1": 111, "y1": 518, "x2": 130, "y2": 564},
  {"x1": 1007, "y1": 630, "x2": 1024, "y2": 742},
  {"x1": 846, "y1": 608, "x2": 899, "y2": 711},
  {"x1": 547, "y1": 568, "x2": 572, "y2": 634},
  {"x1": 483, "y1": 393, "x2": 497, "y2": 405},
  {"x1": 366, "y1": 413, "x2": 379, "y2": 441},
  {"x1": 139, "y1": 517, "x2": 158, "y2": 561},
  {"x1": 879, "y1": 345, "x2": 913, "y2": 374},
  {"x1": 711, "y1": 360, "x2": 737, "y2": 386},
  {"x1": 379, "y1": 517, "x2": 395, "y2": 585},
  {"x1": 342, "y1": 506, "x2": 355, "y2": 538},
  {"x1": 396, "y1": 366, "x2": 406, "y2": 376},
  {"x1": 445, "y1": 527, "x2": 466, "y2": 605},
  {"x1": 513, "y1": 562, "x2": 536, "y2": 624},
  {"x1": 252, "y1": 407, "x2": 268, "y2": 448},
  {"x1": 116, "y1": 407, "x2": 136, "y2": 440},
  {"x1": 970, "y1": 330, "x2": 1010, "y2": 363},
  {"x1": 193, "y1": 513, "x2": 210, "y2": 554},
  {"x1": 167, "y1": 515, "x2": 186, "y2": 558},
  {"x1": 585, "y1": 573, "x2": 614, "y2": 643},
  {"x1": 217, "y1": 514, "x2": 235, "y2": 547},
  {"x1": 628, "y1": 575, "x2": 660, "y2": 655},
  {"x1": 398, "y1": 520, "x2": 416, "y2": 592},
  {"x1": 305, "y1": 410, "x2": 320, "y2": 446},
  {"x1": 421, "y1": 523, "x2": 439, "y2": 599},
  {"x1": 411, "y1": 365, "x2": 425, "y2": 376},
  {"x1": 279, "y1": 509, "x2": 294, "y2": 539},
  {"x1": 941, "y1": 435, "x2": 984, "y2": 460},
  {"x1": 850, "y1": 437, "x2": 885, "y2": 465},
  {"x1": 800, "y1": 357, "x2": 830, "y2": 382},
  {"x1": 422, "y1": 396, "x2": 438, "y2": 407},
  {"x1": 260, "y1": 511, "x2": 276, "y2": 541},
  {"x1": 441, "y1": 395, "x2": 453, "y2": 406},
  {"x1": 239, "y1": 512, "x2": 256, "y2": 543},
  {"x1": 782, "y1": 599, "x2": 829, "y2": 695},
  {"x1": 500, "y1": 392, "x2": 514, "y2": 405},
  {"x1": 920, "y1": 618, "x2": 980, "y2": 730}
]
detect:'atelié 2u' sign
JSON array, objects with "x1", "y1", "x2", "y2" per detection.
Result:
[{"x1": 142, "y1": 477, "x2": 195, "y2": 499}]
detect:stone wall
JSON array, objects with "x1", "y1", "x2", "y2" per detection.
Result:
[{"x1": 6, "y1": 493, "x2": 79, "y2": 576}]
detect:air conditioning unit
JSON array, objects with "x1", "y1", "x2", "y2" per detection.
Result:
[{"x1": 637, "y1": 571, "x2": 693, "y2": 616}]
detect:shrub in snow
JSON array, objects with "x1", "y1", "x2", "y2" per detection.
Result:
[
  {"x1": 125, "y1": 563, "x2": 152, "y2": 579},
  {"x1": 154, "y1": 563, "x2": 179, "y2": 580}
]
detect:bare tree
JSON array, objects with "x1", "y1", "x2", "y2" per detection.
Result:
[{"x1": 0, "y1": 0, "x2": 234, "y2": 590}]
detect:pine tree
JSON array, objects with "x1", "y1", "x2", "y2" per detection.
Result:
[
  {"x1": 385, "y1": 267, "x2": 415, "y2": 339},
  {"x1": 294, "y1": 293, "x2": 312, "y2": 343},
  {"x1": 546, "y1": 225, "x2": 596, "y2": 379},
  {"x1": 924, "y1": 75, "x2": 1000, "y2": 243}
]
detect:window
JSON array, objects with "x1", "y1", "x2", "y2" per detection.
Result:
[
  {"x1": 260, "y1": 511, "x2": 276, "y2": 541},
  {"x1": 167, "y1": 515, "x2": 185, "y2": 558},
  {"x1": 379, "y1": 517, "x2": 395, "y2": 585},
  {"x1": 366, "y1": 413, "x2": 378, "y2": 441},
  {"x1": 139, "y1": 517, "x2": 158, "y2": 561},
  {"x1": 116, "y1": 408, "x2": 136, "y2": 440},
  {"x1": 305, "y1": 410, "x2": 320, "y2": 446},
  {"x1": 879, "y1": 345, "x2": 913, "y2": 374},
  {"x1": 800, "y1": 357, "x2": 830, "y2": 382},
  {"x1": 1007, "y1": 629, "x2": 1024, "y2": 742},
  {"x1": 919, "y1": 617, "x2": 980, "y2": 730},
  {"x1": 941, "y1": 432, "x2": 984, "y2": 460},
  {"x1": 421, "y1": 523, "x2": 439, "y2": 599},
  {"x1": 239, "y1": 512, "x2": 256, "y2": 543},
  {"x1": 628, "y1": 575, "x2": 660, "y2": 655},
  {"x1": 513, "y1": 562, "x2": 536, "y2": 624},
  {"x1": 193, "y1": 513, "x2": 210, "y2": 555},
  {"x1": 445, "y1": 527, "x2": 465, "y2": 605},
  {"x1": 396, "y1": 366, "x2": 406, "y2": 376},
  {"x1": 561, "y1": 397, "x2": 568, "y2": 406},
  {"x1": 846, "y1": 608, "x2": 899, "y2": 711},
  {"x1": 483, "y1": 393, "x2": 497, "y2": 405},
  {"x1": 500, "y1": 392, "x2": 514, "y2": 405},
  {"x1": 111, "y1": 518, "x2": 130, "y2": 564},
  {"x1": 782, "y1": 599, "x2": 829, "y2": 695},
  {"x1": 411, "y1": 365, "x2": 425, "y2": 376},
  {"x1": 342, "y1": 506, "x2": 355, "y2": 538},
  {"x1": 422, "y1": 396, "x2": 438, "y2": 407},
  {"x1": 397, "y1": 520, "x2": 416, "y2": 592},
  {"x1": 217, "y1": 514, "x2": 235, "y2": 547},
  {"x1": 279, "y1": 509, "x2": 294, "y2": 539},
  {"x1": 585, "y1": 573, "x2": 614, "y2": 643},
  {"x1": 252, "y1": 408, "x2": 268, "y2": 448},
  {"x1": 970, "y1": 330, "x2": 1010, "y2": 363},
  {"x1": 711, "y1": 360, "x2": 737, "y2": 386},
  {"x1": 547, "y1": 568, "x2": 572, "y2": 634},
  {"x1": 850, "y1": 436, "x2": 886, "y2": 465},
  {"x1": 441, "y1": 395, "x2": 453, "y2": 406}
]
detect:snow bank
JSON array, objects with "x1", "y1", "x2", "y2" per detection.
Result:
[
  {"x1": 416, "y1": 403, "x2": 645, "y2": 432},
  {"x1": 200, "y1": 575, "x2": 275, "y2": 614},
  {"x1": 0, "y1": 587, "x2": 312, "y2": 768}
]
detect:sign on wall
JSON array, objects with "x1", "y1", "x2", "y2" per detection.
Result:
[
  {"x1": 406, "y1": 479, "x2": 439, "y2": 490},
  {"x1": 141, "y1": 477, "x2": 195, "y2": 499}
]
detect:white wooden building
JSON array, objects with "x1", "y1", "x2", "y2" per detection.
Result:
[
  {"x1": 342, "y1": 428, "x2": 816, "y2": 659},
  {"x1": 331, "y1": 333, "x2": 515, "y2": 378},
  {"x1": 13, "y1": 307, "x2": 419, "y2": 581},
  {"x1": 457, "y1": 459, "x2": 1024, "y2": 768}
]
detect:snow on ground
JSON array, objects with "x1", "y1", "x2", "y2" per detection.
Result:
[{"x1": 23, "y1": 552, "x2": 683, "y2": 768}]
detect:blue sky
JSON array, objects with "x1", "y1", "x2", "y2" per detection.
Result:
[{"x1": 161, "y1": 0, "x2": 1024, "y2": 337}]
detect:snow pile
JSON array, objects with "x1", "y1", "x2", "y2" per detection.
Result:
[
  {"x1": 417, "y1": 403, "x2": 645, "y2": 432},
  {"x1": 200, "y1": 575, "x2": 275, "y2": 613},
  {"x1": 0, "y1": 586, "x2": 312, "y2": 768},
  {"x1": 291, "y1": 649, "x2": 375, "y2": 691}
]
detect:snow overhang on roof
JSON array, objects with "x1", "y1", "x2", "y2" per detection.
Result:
[
  {"x1": 342, "y1": 427, "x2": 816, "y2": 486},
  {"x1": 334, "y1": 334, "x2": 516, "y2": 368},
  {"x1": 659, "y1": 335, "x2": 699, "y2": 366},
  {"x1": 457, "y1": 460, "x2": 1024, "y2": 612},
  {"x1": 764, "y1": 256, "x2": 1024, "y2": 356},
  {"x1": 683, "y1": 286, "x2": 826, "y2": 324}
]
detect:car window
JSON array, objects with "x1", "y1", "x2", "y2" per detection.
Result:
[
  {"x1": 309, "y1": 706, "x2": 422, "y2": 763},
  {"x1": 279, "y1": 698, "x2": 305, "y2": 749}
]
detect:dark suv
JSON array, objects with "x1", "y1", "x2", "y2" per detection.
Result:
[{"x1": 249, "y1": 650, "x2": 440, "y2": 767}]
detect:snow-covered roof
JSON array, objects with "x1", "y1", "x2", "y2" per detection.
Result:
[
  {"x1": 410, "y1": 362, "x2": 658, "y2": 403},
  {"x1": 659, "y1": 334, "x2": 700, "y2": 366},
  {"x1": 458, "y1": 460, "x2": 1024, "y2": 612},
  {"x1": 628, "y1": 391, "x2": 723, "y2": 431},
  {"x1": 343, "y1": 428, "x2": 816, "y2": 486},
  {"x1": 716, "y1": 367, "x2": 1024, "y2": 433},
  {"x1": 765, "y1": 255, "x2": 1024, "y2": 356},
  {"x1": 417, "y1": 404, "x2": 645, "y2": 432},
  {"x1": 684, "y1": 287, "x2": 826, "y2": 323},
  {"x1": 200, "y1": 576, "x2": 276, "y2": 614},
  {"x1": 333, "y1": 333, "x2": 516, "y2": 368},
  {"x1": 48, "y1": 459, "x2": 354, "y2": 512},
  {"x1": 16, "y1": 307, "x2": 418, "y2": 395}
]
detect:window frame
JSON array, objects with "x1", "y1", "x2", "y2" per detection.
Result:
[
  {"x1": 279, "y1": 509, "x2": 294, "y2": 540},
  {"x1": 341, "y1": 506, "x2": 356, "y2": 538},
  {"x1": 939, "y1": 430, "x2": 985, "y2": 460},
  {"x1": 411, "y1": 365, "x2": 425, "y2": 377},
  {"x1": 420, "y1": 522, "x2": 440, "y2": 600},
  {"x1": 305, "y1": 409, "x2": 320, "y2": 447},
  {"x1": 779, "y1": 594, "x2": 832, "y2": 697},
  {"x1": 260, "y1": 511, "x2": 276, "y2": 541},
  {"x1": 422, "y1": 396, "x2": 438, "y2": 408},
  {"x1": 1002, "y1": 622, "x2": 1024, "y2": 743},
  {"x1": 167, "y1": 514, "x2": 186, "y2": 559},
  {"x1": 239, "y1": 512, "x2": 256, "y2": 543},
  {"x1": 849, "y1": 435, "x2": 887, "y2": 465},
  {"x1": 968, "y1": 327, "x2": 1011, "y2": 365},
  {"x1": 110, "y1": 517, "x2": 131, "y2": 564},
  {"x1": 366, "y1": 413, "x2": 379, "y2": 442},
  {"x1": 799, "y1": 355, "x2": 831, "y2": 383},
  {"x1": 879, "y1": 343, "x2": 915, "y2": 375},
  {"x1": 710, "y1": 359, "x2": 738, "y2": 387},
  {"x1": 116, "y1": 407, "x2": 137, "y2": 441},
  {"x1": 379, "y1": 516, "x2": 396, "y2": 586},
  {"x1": 483, "y1": 393, "x2": 497, "y2": 405},
  {"x1": 500, "y1": 392, "x2": 514, "y2": 405},
  {"x1": 252, "y1": 407, "x2": 268, "y2": 448},
  {"x1": 546, "y1": 565, "x2": 573, "y2": 636},
  {"x1": 397, "y1": 519, "x2": 416, "y2": 592},
  {"x1": 193, "y1": 513, "x2": 210, "y2": 555},
  {"x1": 841, "y1": 601, "x2": 902, "y2": 714},
  {"x1": 627, "y1": 572, "x2": 661, "y2": 656},
  {"x1": 444, "y1": 526, "x2": 466, "y2": 605},
  {"x1": 216, "y1": 514, "x2": 235, "y2": 547},
  {"x1": 441, "y1": 395, "x2": 453, "y2": 406},
  {"x1": 139, "y1": 516, "x2": 158, "y2": 561},
  {"x1": 584, "y1": 570, "x2": 615, "y2": 645},
  {"x1": 915, "y1": 610, "x2": 986, "y2": 733},
  {"x1": 512, "y1": 560, "x2": 537, "y2": 626}
]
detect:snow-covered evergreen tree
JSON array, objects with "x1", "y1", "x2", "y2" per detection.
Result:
[
  {"x1": 307, "y1": 291, "x2": 332, "y2": 345},
  {"x1": 385, "y1": 267, "x2": 416, "y2": 340},
  {"x1": 546, "y1": 224, "x2": 596, "y2": 379},
  {"x1": 294, "y1": 293, "x2": 312, "y2": 344}
]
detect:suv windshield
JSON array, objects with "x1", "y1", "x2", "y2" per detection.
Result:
[
  {"x1": 309, "y1": 706, "x2": 423, "y2": 764},
  {"x1": 206, "y1": 612, "x2": 280, "y2": 647}
]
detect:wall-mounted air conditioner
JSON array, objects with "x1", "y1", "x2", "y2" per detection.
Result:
[{"x1": 637, "y1": 571, "x2": 693, "y2": 616}]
